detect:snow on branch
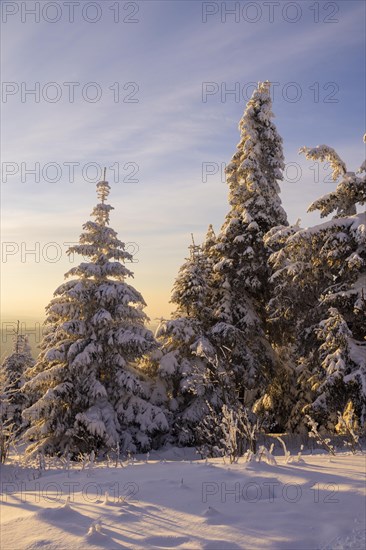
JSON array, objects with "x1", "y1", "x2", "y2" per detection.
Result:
[{"x1": 299, "y1": 145, "x2": 347, "y2": 181}]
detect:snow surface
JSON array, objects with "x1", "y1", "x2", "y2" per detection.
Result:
[{"x1": 1, "y1": 448, "x2": 365, "y2": 550}]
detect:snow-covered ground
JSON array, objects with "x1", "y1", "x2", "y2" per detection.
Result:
[{"x1": 1, "y1": 449, "x2": 365, "y2": 550}]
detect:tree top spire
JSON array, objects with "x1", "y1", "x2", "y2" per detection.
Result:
[
  {"x1": 96, "y1": 168, "x2": 110, "y2": 205},
  {"x1": 189, "y1": 233, "x2": 201, "y2": 261}
]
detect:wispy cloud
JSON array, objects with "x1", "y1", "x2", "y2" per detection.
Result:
[{"x1": 2, "y1": 0, "x2": 365, "y2": 320}]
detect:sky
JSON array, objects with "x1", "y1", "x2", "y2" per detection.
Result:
[{"x1": 1, "y1": 0, "x2": 365, "y2": 337}]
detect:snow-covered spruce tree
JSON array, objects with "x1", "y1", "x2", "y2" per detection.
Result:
[
  {"x1": 266, "y1": 142, "x2": 366, "y2": 428},
  {"x1": 0, "y1": 325, "x2": 34, "y2": 437},
  {"x1": 23, "y1": 175, "x2": 168, "y2": 456},
  {"x1": 211, "y1": 81, "x2": 288, "y2": 410},
  {"x1": 314, "y1": 308, "x2": 365, "y2": 419},
  {"x1": 152, "y1": 229, "x2": 226, "y2": 446},
  {"x1": 170, "y1": 233, "x2": 213, "y2": 320}
]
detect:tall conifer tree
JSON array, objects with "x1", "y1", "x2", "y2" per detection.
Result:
[{"x1": 23, "y1": 173, "x2": 168, "y2": 456}]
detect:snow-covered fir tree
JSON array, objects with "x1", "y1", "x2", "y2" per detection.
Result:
[
  {"x1": 170, "y1": 233, "x2": 212, "y2": 320},
  {"x1": 266, "y1": 141, "x2": 366, "y2": 428},
  {"x1": 23, "y1": 174, "x2": 168, "y2": 456},
  {"x1": 154, "y1": 82, "x2": 289, "y2": 446},
  {"x1": 210, "y1": 80, "x2": 288, "y2": 409},
  {"x1": 0, "y1": 323, "x2": 34, "y2": 437},
  {"x1": 314, "y1": 308, "x2": 365, "y2": 417},
  {"x1": 152, "y1": 229, "x2": 224, "y2": 446}
]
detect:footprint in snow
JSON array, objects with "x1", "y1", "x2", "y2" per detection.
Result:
[{"x1": 142, "y1": 535, "x2": 191, "y2": 548}]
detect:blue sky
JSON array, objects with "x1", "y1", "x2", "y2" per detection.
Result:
[{"x1": 1, "y1": 0, "x2": 365, "y2": 327}]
